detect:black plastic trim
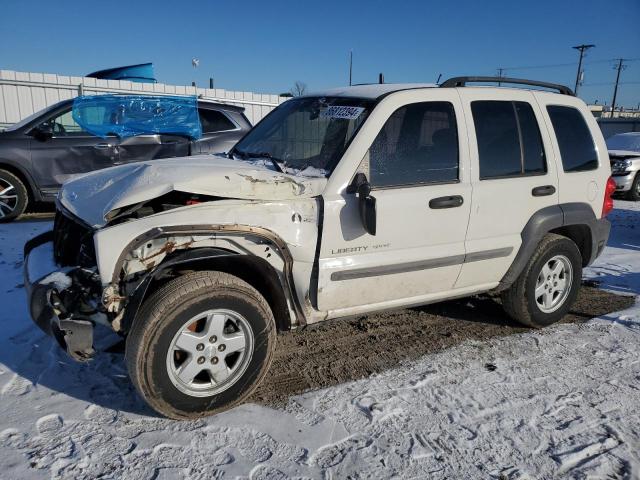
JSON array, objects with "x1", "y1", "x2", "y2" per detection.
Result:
[
  {"x1": 499, "y1": 203, "x2": 610, "y2": 288},
  {"x1": 331, "y1": 246, "x2": 513, "y2": 281},
  {"x1": 112, "y1": 224, "x2": 304, "y2": 331}
]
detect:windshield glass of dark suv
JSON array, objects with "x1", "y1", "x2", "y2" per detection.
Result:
[{"x1": 231, "y1": 96, "x2": 373, "y2": 176}]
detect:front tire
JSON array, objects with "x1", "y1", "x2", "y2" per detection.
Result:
[
  {"x1": 502, "y1": 234, "x2": 582, "y2": 328},
  {"x1": 0, "y1": 169, "x2": 28, "y2": 222},
  {"x1": 126, "y1": 271, "x2": 276, "y2": 419}
]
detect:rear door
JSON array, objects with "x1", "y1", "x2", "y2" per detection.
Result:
[
  {"x1": 29, "y1": 107, "x2": 119, "y2": 190},
  {"x1": 455, "y1": 89, "x2": 559, "y2": 288},
  {"x1": 117, "y1": 134, "x2": 190, "y2": 164},
  {"x1": 193, "y1": 107, "x2": 245, "y2": 154},
  {"x1": 534, "y1": 93, "x2": 609, "y2": 217},
  {"x1": 317, "y1": 91, "x2": 472, "y2": 313}
]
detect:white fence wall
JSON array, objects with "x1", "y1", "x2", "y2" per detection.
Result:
[{"x1": 0, "y1": 70, "x2": 286, "y2": 128}]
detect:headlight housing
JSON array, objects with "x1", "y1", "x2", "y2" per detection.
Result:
[{"x1": 611, "y1": 159, "x2": 632, "y2": 174}]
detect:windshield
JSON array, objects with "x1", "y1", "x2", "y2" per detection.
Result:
[
  {"x1": 606, "y1": 133, "x2": 640, "y2": 152},
  {"x1": 232, "y1": 96, "x2": 373, "y2": 176}
]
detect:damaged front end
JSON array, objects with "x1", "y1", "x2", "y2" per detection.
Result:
[{"x1": 24, "y1": 212, "x2": 106, "y2": 361}]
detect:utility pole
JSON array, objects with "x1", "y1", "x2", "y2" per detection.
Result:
[
  {"x1": 572, "y1": 44, "x2": 595, "y2": 95},
  {"x1": 610, "y1": 58, "x2": 626, "y2": 118},
  {"x1": 497, "y1": 67, "x2": 504, "y2": 86},
  {"x1": 349, "y1": 50, "x2": 353, "y2": 86}
]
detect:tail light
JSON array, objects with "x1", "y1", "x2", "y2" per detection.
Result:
[{"x1": 602, "y1": 176, "x2": 616, "y2": 218}]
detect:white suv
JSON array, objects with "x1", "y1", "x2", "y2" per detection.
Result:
[{"x1": 25, "y1": 77, "x2": 614, "y2": 419}]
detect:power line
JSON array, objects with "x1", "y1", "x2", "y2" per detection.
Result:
[
  {"x1": 581, "y1": 81, "x2": 640, "y2": 87},
  {"x1": 501, "y1": 62, "x2": 576, "y2": 71},
  {"x1": 499, "y1": 57, "x2": 639, "y2": 72}
]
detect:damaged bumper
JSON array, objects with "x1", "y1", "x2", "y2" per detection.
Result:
[{"x1": 24, "y1": 232, "x2": 97, "y2": 362}]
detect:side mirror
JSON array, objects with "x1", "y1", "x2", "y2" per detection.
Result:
[
  {"x1": 348, "y1": 172, "x2": 377, "y2": 235},
  {"x1": 30, "y1": 124, "x2": 53, "y2": 141}
]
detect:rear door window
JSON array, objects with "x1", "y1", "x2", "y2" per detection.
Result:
[
  {"x1": 199, "y1": 109, "x2": 236, "y2": 133},
  {"x1": 546, "y1": 105, "x2": 598, "y2": 172},
  {"x1": 471, "y1": 100, "x2": 546, "y2": 179}
]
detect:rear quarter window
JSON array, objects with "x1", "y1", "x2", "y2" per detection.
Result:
[
  {"x1": 546, "y1": 105, "x2": 598, "y2": 172},
  {"x1": 198, "y1": 109, "x2": 237, "y2": 133}
]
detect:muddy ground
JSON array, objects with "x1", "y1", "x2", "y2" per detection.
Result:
[{"x1": 250, "y1": 285, "x2": 634, "y2": 406}]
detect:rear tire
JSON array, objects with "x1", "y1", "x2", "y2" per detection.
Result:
[
  {"x1": 0, "y1": 169, "x2": 28, "y2": 222},
  {"x1": 501, "y1": 234, "x2": 582, "y2": 328},
  {"x1": 626, "y1": 172, "x2": 640, "y2": 201},
  {"x1": 126, "y1": 271, "x2": 276, "y2": 419}
]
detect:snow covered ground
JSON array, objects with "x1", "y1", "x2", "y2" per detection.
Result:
[{"x1": 0, "y1": 202, "x2": 638, "y2": 479}]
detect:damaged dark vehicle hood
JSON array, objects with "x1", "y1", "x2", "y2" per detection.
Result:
[{"x1": 59, "y1": 155, "x2": 327, "y2": 228}]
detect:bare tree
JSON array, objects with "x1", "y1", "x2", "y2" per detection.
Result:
[{"x1": 290, "y1": 81, "x2": 307, "y2": 97}]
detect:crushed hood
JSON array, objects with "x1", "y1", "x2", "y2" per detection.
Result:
[{"x1": 59, "y1": 155, "x2": 327, "y2": 228}]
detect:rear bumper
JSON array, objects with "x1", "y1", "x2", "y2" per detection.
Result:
[
  {"x1": 590, "y1": 217, "x2": 611, "y2": 264},
  {"x1": 24, "y1": 231, "x2": 96, "y2": 361}
]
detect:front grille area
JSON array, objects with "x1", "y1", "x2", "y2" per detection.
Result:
[{"x1": 53, "y1": 210, "x2": 96, "y2": 267}]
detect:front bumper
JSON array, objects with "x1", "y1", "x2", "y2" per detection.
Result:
[
  {"x1": 612, "y1": 171, "x2": 636, "y2": 192},
  {"x1": 24, "y1": 231, "x2": 96, "y2": 361}
]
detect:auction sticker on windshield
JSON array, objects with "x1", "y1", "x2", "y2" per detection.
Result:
[{"x1": 320, "y1": 106, "x2": 365, "y2": 120}]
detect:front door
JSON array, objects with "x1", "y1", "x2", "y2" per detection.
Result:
[
  {"x1": 317, "y1": 93, "x2": 471, "y2": 314},
  {"x1": 29, "y1": 108, "x2": 119, "y2": 191}
]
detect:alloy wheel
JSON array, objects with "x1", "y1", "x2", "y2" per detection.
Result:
[
  {"x1": 0, "y1": 178, "x2": 17, "y2": 219},
  {"x1": 535, "y1": 255, "x2": 573, "y2": 314},
  {"x1": 166, "y1": 309, "x2": 254, "y2": 397}
]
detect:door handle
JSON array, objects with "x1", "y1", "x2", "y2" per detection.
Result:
[
  {"x1": 532, "y1": 185, "x2": 556, "y2": 197},
  {"x1": 429, "y1": 195, "x2": 464, "y2": 209},
  {"x1": 94, "y1": 143, "x2": 113, "y2": 149}
]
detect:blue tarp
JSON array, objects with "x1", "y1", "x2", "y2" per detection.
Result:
[
  {"x1": 86, "y1": 63, "x2": 157, "y2": 83},
  {"x1": 72, "y1": 95, "x2": 202, "y2": 139}
]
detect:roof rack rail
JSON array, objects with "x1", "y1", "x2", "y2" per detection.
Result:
[{"x1": 440, "y1": 76, "x2": 574, "y2": 96}]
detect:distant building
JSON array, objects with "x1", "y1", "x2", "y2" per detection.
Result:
[{"x1": 589, "y1": 104, "x2": 640, "y2": 119}]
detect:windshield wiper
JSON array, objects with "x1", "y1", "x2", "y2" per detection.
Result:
[{"x1": 232, "y1": 149, "x2": 284, "y2": 173}]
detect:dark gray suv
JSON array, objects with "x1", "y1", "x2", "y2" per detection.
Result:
[{"x1": 0, "y1": 98, "x2": 251, "y2": 222}]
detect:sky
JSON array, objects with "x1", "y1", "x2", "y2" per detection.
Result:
[{"x1": 1, "y1": 0, "x2": 639, "y2": 106}]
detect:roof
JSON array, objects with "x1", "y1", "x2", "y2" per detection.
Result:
[
  {"x1": 306, "y1": 83, "x2": 437, "y2": 100},
  {"x1": 49, "y1": 96, "x2": 245, "y2": 113},
  {"x1": 305, "y1": 77, "x2": 574, "y2": 100},
  {"x1": 197, "y1": 98, "x2": 245, "y2": 112}
]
